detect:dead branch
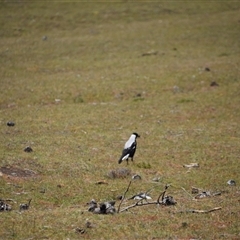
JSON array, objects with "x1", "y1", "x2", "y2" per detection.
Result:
[
  {"x1": 119, "y1": 184, "x2": 175, "y2": 213},
  {"x1": 177, "y1": 207, "x2": 222, "y2": 214},
  {"x1": 117, "y1": 180, "x2": 132, "y2": 213},
  {"x1": 157, "y1": 184, "x2": 169, "y2": 203}
]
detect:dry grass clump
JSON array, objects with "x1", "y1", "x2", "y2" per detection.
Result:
[{"x1": 107, "y1": 168, "x2": 131, "y2": 179}]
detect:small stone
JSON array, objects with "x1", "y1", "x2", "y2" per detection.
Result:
[
  {"x1": 181, "y1": 222, "x2": 188, "y2": 228},
  {"x1": 132, "y1": 174, "x2": 141, "y2": 180},
  {"x1": 87, "y1": 199, "x2": 97, "y2": 212},
  {"x1": 191, "y1": 187, "x2": 199, "y2": 194},
  {"x1": 85, "y1": 221, "x2": 93, "y2": 228},
  {"x1": 152, "y1": 176, "x2": 161, "y2": 182},
  {"x1": 75, "y1": 228, "x2": 85, "y2": 234},
  {"x1": 162, "y1": 196, "x2": 177, "y2": 205},
  {"x1": 173, "y1": 85, "x2": 180, "y2": 93},
  {"x1": 210, "y1": 81, "x2": 219, "y2": 87},
  {"x1": 19, "y1": 199, "x2": 32, "y2": 211},
  {"x1": 0, "y1": 200, "x2": 12, "y2": 211},
  {"x1": 42, "y1": 36, "x2": 48, "y2": 41},
  {"x1": 194, "y1": 191, "x2": 211, "y2": 199},
  {"x1": 227, "y1": 179, "x2": 236, "y2": 186},
  {"x1": 7, "y1": 121, "x2": 15, "y2": 127},
  {"x1": 24, "y1": 146, "x2": 33, "y2": 152}
]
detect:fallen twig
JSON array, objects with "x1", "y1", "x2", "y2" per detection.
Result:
[
  {"x1": 119, "y1": 200, "x2": 158, "y2": 213},
  {"x1": 117, "y1": 180, "x2": 132, "y2": 213},
  {"x1": 183, "y1": 163, "x2": 199, "y2": 168},
  {"x1": 119, "y1": 184, "x2": 175, "y2": 213},
  {"x1": 142, "y1": 51, "x2": 158, "y2": 57},
  {"x1": 156, "y1": 184, "x2": 169, "y2": 203},
  {"x1": 177, "y1": 207, "x2": 222, "y2": 214}
]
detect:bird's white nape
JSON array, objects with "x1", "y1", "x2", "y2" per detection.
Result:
[{"x1": 124, "y1": 134, "x2": 137, "y2": 149}]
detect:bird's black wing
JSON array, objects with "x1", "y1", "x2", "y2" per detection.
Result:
[
  {"x1": 128, "y1": 141, "x2": 137, "y2": 158},
  {"x1": 118, "y1": 142, "x2": 136, "y2": 164}
]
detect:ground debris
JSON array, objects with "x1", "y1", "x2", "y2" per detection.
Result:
[
  {"x1": 118, "y1": 183, "x2": 176, "y2": 213},
  {"x1": 19, "y1": 199, "x2": 32, "y2": 211},
  {"x1": 210, "y1": 81, "x2": 219, "y2": 87},
  {"x1": 7, "y1": 121, "x2": 15, "y2": 127},
  {"x1": 162, "y1": 196, "x2": 177, "y2": 205},
  {"x1": 75, "y1": 227, "x2": 85, "y2": 234},
  {"x1": 152, "y1": 176, "x2": 162, "y2": 182},
  {"x1": 107, "y1": 168, "x2": 131, "y2": 179},
  {"x1": 95, "y1": 180, "x2": 108, "y2": 185},
  {"x1": 87, "y1": 199, "x2": 116, "y2": 214},
  {"x1": 142, "y1": 50, "x2": 158, "y2": 56},
  {"x1": 183, "y1": 163, "x2": 199, "y2": 168},
  {"x1": 227, "y1": 179, "x2": 236, "y2": 186},
  {"x1": 132, "y1": 174, "x2": 142, "y2": 180},
  {"x1": 128, "y1": 192, "x2": 152, "y2": 202},
  {"x1": 0, "y1": 166, "x2": 37, "y2": 178},
  {"x1": 177, "y1": 207, "x2": 222, "y2": 214},
  {"x1": 75, "y1": 220, "x2": 94, "y2": 235},
  {"x1": 24, "y1": 146, "x2": 33, "y2": 152},
  {"x1": 0, "y1": 200, "x2": 12, "y2": 211},
  {"x1": 192, "y1": 187, "x2": 221, "y2": 199}
]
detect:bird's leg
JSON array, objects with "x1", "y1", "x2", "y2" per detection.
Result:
[{"x1": 126, "y1": 159, "x2": 129, "y2": 165}]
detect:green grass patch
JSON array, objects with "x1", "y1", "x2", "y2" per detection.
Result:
[{"x1": 0, "y1": 1, "x2": 240, "y2": 239}]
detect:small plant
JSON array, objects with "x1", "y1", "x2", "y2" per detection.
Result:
[
  {"x1": 136, "y1": 162, "x2": 152, "y2": 169},
  {"x1": 73, "y1": 94, "x2": 84, "y2": 103}
]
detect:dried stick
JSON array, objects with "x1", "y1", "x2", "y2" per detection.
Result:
[
  {"x1": 178, "y1": 207, "x2": 222, "y2": 214},
  {"x1": 117, "y1": 180, "x2": 132, "y2": 213},
  {"x1": 157, "y1": 184, "x2": 169, "y2": 203},
  {"x1": 119, "y1": 200, "x2": 158, "y2": 213},
  {"x1": 119, "y1": 185, "x2": 170, "y2": 213}
]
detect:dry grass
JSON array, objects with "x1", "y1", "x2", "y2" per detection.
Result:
[{"x1": 0, "y1": 1, "x2": 240, "y2": 239}]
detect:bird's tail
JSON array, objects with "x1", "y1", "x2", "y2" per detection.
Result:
[{"x1": 118, "y1": 158, "x2": 122, "y2": 164}]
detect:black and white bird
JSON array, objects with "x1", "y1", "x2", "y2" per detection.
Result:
[{"x1": 118, "y1": 132, "x2": 140, "y2": 164}]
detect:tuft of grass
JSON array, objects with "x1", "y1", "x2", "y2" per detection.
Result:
[
  {"x1": 136, "y1": 162, "x2": 152, "y2": 169},
  {"x1": 107, "y1": 168, "x2": 131, "y2": 179}
]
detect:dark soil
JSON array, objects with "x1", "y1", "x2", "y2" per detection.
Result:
[{"x1": 0, "y1": 166, "x2": 36, "y2": 178}]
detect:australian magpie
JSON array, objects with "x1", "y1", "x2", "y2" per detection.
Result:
[{"x1": 118, "y1": 132, "x2": 140, "y2": 164}]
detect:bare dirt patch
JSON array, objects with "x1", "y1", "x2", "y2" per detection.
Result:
[{"x1": 0, "y1": 166, "x2": 37, "y2": 178}]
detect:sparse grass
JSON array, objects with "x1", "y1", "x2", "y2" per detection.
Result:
[{"x1": 1, "y1": 1, "x2": 240, "y2": 239}]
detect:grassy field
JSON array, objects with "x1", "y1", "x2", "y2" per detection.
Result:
[{"x1": 0, "y1": 1, "x2": 240, "y2": 239}]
